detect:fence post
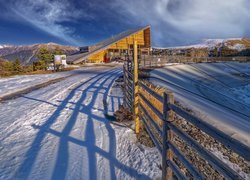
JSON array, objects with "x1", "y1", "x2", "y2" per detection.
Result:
[
  {"x1": 133, "y1": 41, "x2": 140, "y2": 134},
  {"x1": 123, "y1": 64, "x2": 126, "y2": 108},
  {"x1": 144, "y1": 55, "x2": 146, "y2": 67},
  {"x1": 162, "y1": 91, "x2": 174, "y2": 180}
]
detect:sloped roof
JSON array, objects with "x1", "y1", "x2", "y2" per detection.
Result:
[{"x1": 67, "y1": 25, "x2": 150, "y2": 64}]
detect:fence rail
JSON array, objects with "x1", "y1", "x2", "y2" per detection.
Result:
[
  {"x1": 138, "y1": 81, "x2": 249, "y2": 179},
  {"x1": 122, "y1": 42, "x2": 250, "y2": 179},
  {"x1": 139, "y1": 55, "x2": 250, "y2": 68}
]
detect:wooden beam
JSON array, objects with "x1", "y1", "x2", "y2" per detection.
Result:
[{"x1": 133, "y1": 41, "x2": 140, "y2": 134}]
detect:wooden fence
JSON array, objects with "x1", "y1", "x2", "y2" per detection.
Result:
[
  {"x1": 139, "y1": 55, "x2": 250, "y2": 67},
  {"x1": 123, "y1": 42, "x2": 250, "y2": 179},
  {"x1": 138, "y1": 81, "x2": 249, "y2": 179}
]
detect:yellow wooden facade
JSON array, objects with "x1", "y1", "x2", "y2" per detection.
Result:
[{"x1": 88, "y1": 27, "x2": 151, "y2": 62}]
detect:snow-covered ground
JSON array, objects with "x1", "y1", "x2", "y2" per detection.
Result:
[
  {"x1": 231, "y1": 84, "x2": 250, "y2": 104},
  {"x1": 150, "y1": 62, "x2": 250, "y2": 147},
  {"x1": 0, "y1": 68, "x2": 87, "y2": 98},
  {"x1": 0, "y1": 66, "x2": 161, "y2": 179}
]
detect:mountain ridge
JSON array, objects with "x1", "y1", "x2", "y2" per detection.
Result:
[
  {"x1": 153, "y1": 38, "x2": 250, "y2": 57},
  {"x1": 154, "y1": 38, "x2": 250, "y2": 50},
  {"x1": 0, "y1": 43, "x2": 79, "y2": 64}
]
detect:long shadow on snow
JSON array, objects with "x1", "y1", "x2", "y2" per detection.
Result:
[
  {"x1": 14, "y1": 69, "x2": 117, "y2": 178},
  {"x1": 51, "y1": 69, "x2": 120, "y2": 180},
  {"x1": 16, "y1": 68, "x2": 149, "y2": 179}
]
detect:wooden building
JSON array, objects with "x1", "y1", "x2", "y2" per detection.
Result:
[{"x1": 67, "y1": 26, "x2": 151, "y2": 64}]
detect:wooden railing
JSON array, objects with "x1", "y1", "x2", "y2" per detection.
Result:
[
  {"x1": 138, "y1": 81, "x2": 249, "y2": 179},
  {"x1": 122, "y1": 42, "x2": 250, "y2": 179},
  {"x1": 139, "y1": 55, "x2": 250, "y2": 67},
  {"x1": 123, "y1": 60, "x2": 133, "y2": 111}
]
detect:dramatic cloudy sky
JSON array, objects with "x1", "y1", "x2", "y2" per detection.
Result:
[{"x1": 0, "y1": 0, "x2": 250, "y2": 47}]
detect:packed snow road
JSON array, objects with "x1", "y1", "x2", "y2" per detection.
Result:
[
  {"x1": 149, "y1": 62, "x2": 250, "y2": 147},
  {"x1": 0, "y1": 66, "x2": 160, "y2": 180}
]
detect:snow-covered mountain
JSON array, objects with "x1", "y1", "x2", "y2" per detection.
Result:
[
  {"x1": 0, "y1": 43, "x2": 79, "y2": 64},
  {"x1": 155, "y1": 38, "x2": 250, "y2": 51},
  {"x1": 0, "y1": 45, "x2": 13, "y2": 49},
  {"x1": 153, "y1": 38, "x2": 250, "y2": 57}
]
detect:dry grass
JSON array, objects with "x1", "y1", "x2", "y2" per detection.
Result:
[
  {"x1": 0, "y1": 67, "x2": 78, "y2": 78},
  {"x1": 139, "y1": 80, "x2": 165, "y2": 127}
]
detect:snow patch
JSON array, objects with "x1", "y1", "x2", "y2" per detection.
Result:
[
  {"x1": 114, "y1": 125, "x2": 161, "y2": 179},
  {"x1": 227, "y1": 43, "x2": 245, "y2": 51},
  {"x1": 0, "y1": 45, "x2": 13, "y2": 49},
  {"x1": 231, "y1": 84, "x2": 250, "y2": 104},
  {"x1": 211, "y1": 149, "x2": 250, "y2": 179}
]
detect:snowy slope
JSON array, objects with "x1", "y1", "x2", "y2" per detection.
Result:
[
  {"x1": 0, "y1": 67, "x2": 108, "y2": 99},
  {"x1": 150, "y1": 62, "x2": 250, "y2": 147},
  {"x1": 0, "y1": 45, "x2": 13, "y2": 49},
  {"x1": 0, "y1": 71, "x2": 72, "y2": 98},
  {"x1": 155, "y1": 38, "x2": 247, "y2": 51},
  {"x1": 0, "y1": 66, "x2": 161, "y2": 179}
]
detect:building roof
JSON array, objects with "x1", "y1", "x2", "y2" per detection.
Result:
[{"x1": 67, "y1": 25, "x2": 150, "y2": 64}]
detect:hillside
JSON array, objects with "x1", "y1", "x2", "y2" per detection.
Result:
[
  {"x1": 0, "y1": 43, "x2": 79, "y2": 64},
  {"x1": 0, "y1": 58, "x2": 6, "y2": 63},
  {"x1": 153, "y1": 38, "x2": 250, "y2": 57}
]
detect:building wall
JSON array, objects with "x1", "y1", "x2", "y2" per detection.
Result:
[
  {"x1": 87, "y1": 28, "x2": 151, "y2": 62},
  {"x1": 88, "y1": 50, "x2": 107, "y2": 63}
]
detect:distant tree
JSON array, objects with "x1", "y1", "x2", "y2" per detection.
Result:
[
  {"x1": 22, "y1": 64, "x2": 33, "y2": 73},
  {"x1": 12, "y1": 58, "x2": 22, "y2": 73},
  {"x1": 3, "y1": 61, "x2": 13, "y2": 72},
  {"x1": 36, "y1": 48, "x2": 53, "y2": 70},
  {"x1": 0, "y1": 59, "x2": 23, "y2": 76},
  {"x1": 0, "y1": 60, "x2": 7, "y2": 76},
  {"x1": 53, "y1": 47, "x2": 63, "y2": 55},
  {"x1": 33, "y1": 60, "x2": 46, "y2": 71}
]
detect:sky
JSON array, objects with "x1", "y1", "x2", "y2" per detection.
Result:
[{"x1": 0, "y1": 0, "x2": 250, "y2": 47}]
